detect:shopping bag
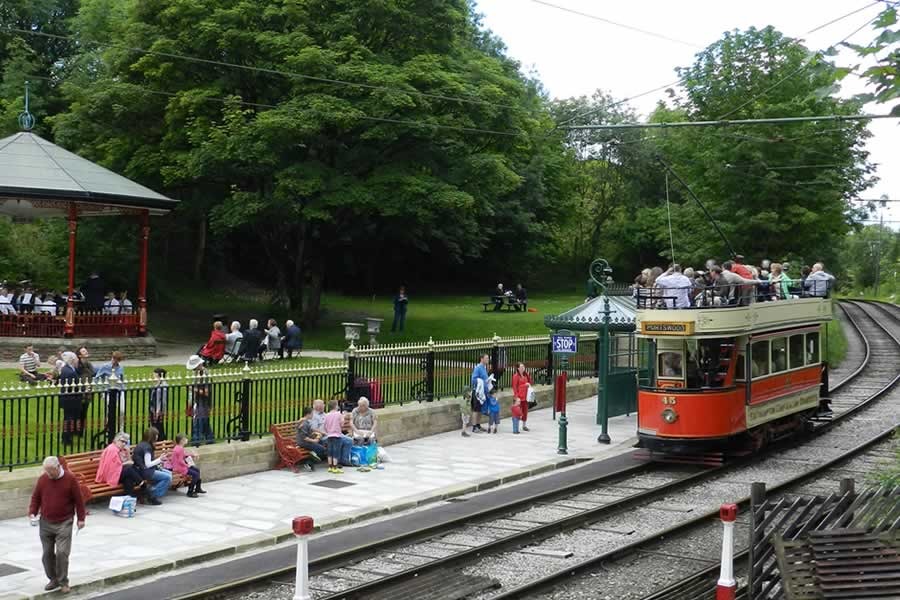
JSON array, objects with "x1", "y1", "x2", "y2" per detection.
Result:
[
  {"x1": 350, "y1": 446, "x2": 367, "y2": 467},
  {"x1": 526, "y1": 384, "x2": 537, "y2": 409},
  {"x1": 365, "y1": 442, "x2": 379, "y2": 465},
  {"x1": 109, "y1": 495, "x2": 137, "y2": 518},
  {"x1": 376, "y1": 446, "x2": 390, "y2": 463}
]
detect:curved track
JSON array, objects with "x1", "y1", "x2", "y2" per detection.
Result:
[{"x1": 201, "y1": 301, "x2": 900, "y2": 600}]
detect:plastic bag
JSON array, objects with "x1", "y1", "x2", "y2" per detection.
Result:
[
  {"x1": 377, "y1": 446, "x2": 390, "y2": 463},
  {"x1": 350, "y1": 446, "x2": 367, "y2": 467},
  {"x1": 526, "y1": 384, "x2": 537, "y2": 409},
  {"x1": 109, "y1": 495, "x2": 137, "y2": 518},
  {"x1": 365, "y1": 442, "x2": 378, "y2": 465}
]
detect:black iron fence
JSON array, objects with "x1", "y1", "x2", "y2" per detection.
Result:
[
  {"x1": 346, "y1": 332, "x2": 602, "y2": 408},
  {"x1": 0, "y1": 363, "x2": 347, "y2": 470},
  {"x1": 2, "y1": 332, "x2": 614, "y2": 470}
]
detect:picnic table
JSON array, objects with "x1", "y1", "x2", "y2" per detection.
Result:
[{"x1": 482, "y1": 295, "x2": 525, "y2": 312}]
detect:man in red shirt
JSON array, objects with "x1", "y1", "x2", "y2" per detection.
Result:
[
  {"x1": 28, "y1": 456, "x2": 86, "y2": 594},
  {"x1": 732, "y1": 255, "x2": 754, "y2": 280}
]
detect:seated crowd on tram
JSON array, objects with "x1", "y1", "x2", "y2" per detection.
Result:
[{"x1": 632, "y1": 255, "x2": 835, "y2": 308}]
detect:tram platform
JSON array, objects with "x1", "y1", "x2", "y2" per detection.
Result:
[{"x1": 0, "y1": 397, "x2": 639, "y2": 600}]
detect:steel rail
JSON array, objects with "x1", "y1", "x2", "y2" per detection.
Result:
[
  {"x1": 173, "y1": 300, "x2": 890, "y2": 600},
  {"x1": 628, "y1": 301, "x2": 900, "y2": 600},
  {"x1": 293, "y1": 301, "x2": 891, "y2": 600}
]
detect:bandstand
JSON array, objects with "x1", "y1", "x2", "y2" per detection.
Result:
[{"x1": 0, "y1": 131, "x2": 177, "y2": 356}]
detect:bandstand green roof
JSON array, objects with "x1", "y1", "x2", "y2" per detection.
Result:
[
  {"x1": 0, "y1": 132, "x2": 178, "y2": 217},
  {"x1": 544, "y1": 291, "x2": 636, "y2": 332}
]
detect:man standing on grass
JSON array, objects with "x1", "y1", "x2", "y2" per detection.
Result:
[
  {"x1": 29, "y1": 456, "x2": 86, "y2": 594},
  {"x1": 469, "y1": 354, "x2": 490, "y2": 433}
]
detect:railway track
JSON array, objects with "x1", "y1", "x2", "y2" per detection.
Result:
[{"x1": 208, "y1": 300, "x2": 899, "y2": 600}]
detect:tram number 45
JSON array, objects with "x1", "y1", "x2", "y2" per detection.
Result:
[{"x1": 552, "y1": 334, "x2": 578, "y2": 354}]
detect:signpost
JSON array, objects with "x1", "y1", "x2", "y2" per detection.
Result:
[{"x1": 553, "y1": 329, "x2": 577, "y2": 455}]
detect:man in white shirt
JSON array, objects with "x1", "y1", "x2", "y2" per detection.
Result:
[
  {"x1": 38, "y1": 294, "x2": 57, "y2": 315},
  {"x1": 0, "y1": 288, "x2": 16, "y2": 315},
  {"x1": 119, "y1": 291, "x2": 133, "y2": 314},
  {"x1": 19, "y1": 344, "x2": 48, "y2": 384},
  {"x1": 102, "y1": 292, "x2": 120, "y2": 315},
  {"x1": 804, "y1": 263, "x2": 835, "y2": 297},
  {"x1": 654, "y1": 264, "x2": 694, "y2": 309}
]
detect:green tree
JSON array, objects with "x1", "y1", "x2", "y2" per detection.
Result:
[
  {"x1": 840, "y1": 223, "x2": 900, "y2": 291},
  {"x1": 845, "y1": 4, "x2": 900, "y2": 115},
  {"x1": 52, "y1": 0, "x2": 571, "y2": 320},
  {"x1": 638, "y1": 27, "x2": 875, "y2": 272}
]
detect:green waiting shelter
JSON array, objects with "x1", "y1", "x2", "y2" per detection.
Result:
[{"x1": 544, "y1": 277, "x2": 641, "y2": 439}]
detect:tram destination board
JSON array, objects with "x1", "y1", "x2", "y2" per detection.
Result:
[
  {"x1": 641, "y1": 321, "x2": 695, "y2": 335},
  {"x1": 552, "y1": 333, "x2": 578, "y2": 354}
]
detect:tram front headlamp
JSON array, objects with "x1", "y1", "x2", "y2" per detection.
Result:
[{"x1": 661, "y1": 408, "x2": 678, "y2": 424}]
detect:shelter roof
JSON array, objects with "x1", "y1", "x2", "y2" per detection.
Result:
[
  {"x1": 544, "y1": 287, "x2": 636, "y2": 332},
  {"x1": 0, "y1": 132, "x2": 177, "y2": 218}
]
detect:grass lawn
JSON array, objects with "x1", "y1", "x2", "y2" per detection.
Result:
[{"x1": 150, "y1": 289, "x2": 587, "y2": 351}]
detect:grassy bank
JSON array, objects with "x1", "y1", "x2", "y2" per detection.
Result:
[{"x1": 150, "y1": 289, "x2": 587, "y2": 350}]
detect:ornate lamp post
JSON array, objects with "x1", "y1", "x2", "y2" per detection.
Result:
[{"x1": 590, "y1": 259, "x2": 613, "y2": 444}]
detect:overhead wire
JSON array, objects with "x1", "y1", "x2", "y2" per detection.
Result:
[
  {"x1": 525, "y1": 0, "x2": 701, "y2": 48},
  {"x1": 5, "y1": 26, "x2": 526, "y2": 113},
  {"x1": 19, "y1": 74, "x2": 526, "y2": 137},
  {"x1": 717, "y1": 2, "x2": 885, "y2": 119}
]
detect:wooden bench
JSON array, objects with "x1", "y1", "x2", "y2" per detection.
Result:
[
  {"x1": 60, "y1": 440, "x2": 190, "y2": 503},
  {"x1": 270, "y1": 421, "x2": 311, "y2": 473}
]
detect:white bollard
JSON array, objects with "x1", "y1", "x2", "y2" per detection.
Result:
[
  {"x1": 716, "y1": 503, "x2": 738, "y2": 600},
  {"x1": 292, "y1": 516, "x2": 314, "y2": 600}
]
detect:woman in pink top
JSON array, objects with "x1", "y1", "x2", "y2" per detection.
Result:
[
  {"x1": 95, "y1": 433, "x2": 143, "y2": 498},
  {"x1": 323, "y1": 400, "x2": 344, "y2": 474},
  {"x1": 169, "y1": 433, "x2": 206, "y2": 498}
]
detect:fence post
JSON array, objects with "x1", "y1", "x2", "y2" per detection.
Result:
[
  {"x1": 345, "y1": 342, "x2": 357, "y2": 410},
  {"x1": 747, "y1": 481, "x2": 766, "y2": 599},
  {"x1": 491, "y1": 333, "x2": 501, "y2": 388},
  {"x1": 716, "y1": 503, "x2": 739, "y2": 600},
  {"x1": 425, "y1": 337, "x2": 435, "y2": 402},
  {"x1": 291, "y1": 516, "x2": 314, "y2": 600},
  {"x1": 546, "y1": 339, "x2": 554, "y2": 385},
  {"x1": 239, "y1": 362, "x2": 251, "y2": 441}
]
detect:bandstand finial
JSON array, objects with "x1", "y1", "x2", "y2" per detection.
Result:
[{"x1": 18, "y1": 81, "x2": 35, "y2": 131}]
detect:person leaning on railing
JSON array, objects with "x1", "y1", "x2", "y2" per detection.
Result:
[{"x1": 803, "y1": 263, "x2": 835, "y2": 298}]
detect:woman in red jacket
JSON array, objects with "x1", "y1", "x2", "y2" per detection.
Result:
[
  {"x1": 199, "y1": 321, "x2": 226, "y2": 363},
  {"x1": 511, "y1": 362, "x2": 532, "y2": 431}
]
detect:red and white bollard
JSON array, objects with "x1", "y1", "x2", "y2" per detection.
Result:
[
  {"x1": 716, "y1": 503, "x2": 738, "y2": 600},
  {"x1": 292, "y1": 516, "x2": 314, "y2": 600}
]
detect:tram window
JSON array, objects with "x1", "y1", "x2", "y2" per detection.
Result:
[
  {"x1": 736, "y1": 352, "x2": 746, "y2": 380},
  {"x1": 751, "y1": 341, "x2": 770, "y2": 378},
  {"x1": 658, "y1": 352, "x2": 683, "y2": 378},
  {"x1": 789, "y1": 335, "x2": 804, "y2": 368},
  {"x1": 806, "y1": 332, "x2": 820, "y2": 364},
  {"x1": 771, "y1": 338, "x2": 788, "y2": 373}
]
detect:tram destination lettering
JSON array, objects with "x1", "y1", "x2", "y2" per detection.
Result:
[
  {"x1": 641, "y1": 321, "x2": 695, "y2": 335},
  {"x1": 552, "y1": 334, "x2": 578, "y2": 354}
]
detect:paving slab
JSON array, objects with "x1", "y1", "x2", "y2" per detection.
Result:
[{"x1": 0, "y1": 397, "x2": 638, "y2": 600}]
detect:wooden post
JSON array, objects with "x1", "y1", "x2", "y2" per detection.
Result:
[
  {"x1": 138, "y1": 210, "x2": 150, "y2": 336},
  {"x1": 64, "y1": 203, "x2": 77, "y2": 337}
]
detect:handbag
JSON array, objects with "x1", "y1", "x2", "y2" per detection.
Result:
[{"x1": 526, "y1": 384, "x2": 537, "y2": 409}]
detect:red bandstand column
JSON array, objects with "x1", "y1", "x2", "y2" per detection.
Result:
[
  {"x1": 64, "y1": 203, "x2": 77, "y2": 338},
  {"x1": 137, "y1": 210, "x2": 150, "y2": 336}
]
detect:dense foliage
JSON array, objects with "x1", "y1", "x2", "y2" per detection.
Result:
[{"x1": 0, "y1": 6, "x2": 881, "y2": 316}]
